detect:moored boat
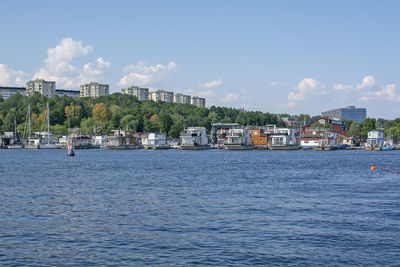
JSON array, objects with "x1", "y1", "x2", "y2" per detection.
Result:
[
  {"x1": 179, "y1": 127, "x2": 210, "y2": 150},
  {"x1": 225, "y1": 128, "x2": 253, "y2": 150}
]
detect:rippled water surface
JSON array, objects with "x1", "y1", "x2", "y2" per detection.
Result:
[{"x1": 1, "y1": 149, "x2": 400, "y2": 266}]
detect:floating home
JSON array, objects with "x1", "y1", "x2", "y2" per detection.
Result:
[
  {"x1": 299, "y1": 128, "x2": 338, "y2": 150},
  {"x1": 106, "y1": 130, "x2": 140, "y2": 150},
  {"x1": 142, "y1": 133, "x2": 170, "y2": 149},
  {"x1": 365, "y1": 130, "x2": 384, "y2": 150},
  {"x1": 225, "y1": 128, "x2": 253, "y2": 150},
  {"x1": 179, "y1": 127, "x2": 209, "y2": 150},
  {"x1": 269, "y1": 128, "x2": 299, "y2": 150}
]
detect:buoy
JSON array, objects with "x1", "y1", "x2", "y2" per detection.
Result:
[{"x1": 370, "y1": 166, "x2": 376, "y2": 171}]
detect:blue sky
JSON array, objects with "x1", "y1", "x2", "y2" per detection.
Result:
[{"x1": 1, "y1": 0, "x2": 400, "y2": 119}]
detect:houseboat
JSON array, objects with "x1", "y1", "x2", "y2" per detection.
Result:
[
  {"x1": 179, "y1": 127, "x2": 209, "y2": 150},
  {"x1": 142, "y1": 133, "x2": 170, "y2": 149},
  {"x1": 313, "y1": 131, "x2": 338, "y2": 150},
  {"x1": 299, "y1": 128, "x2": 338, "y2": 150},
  {"x1": 225, "y1": 128, "x2": 253, "y2": 150},
  {"x1": 250, "y1": 125, "x2": 276, "y2": 149},
  {"x1": 269, "y1": 128, "x2": 299, "y2": 150},
  {"x1": 365, "y1": 130, "x2": 384, "y2": 151},
  {"x1": 105, "y1": 130, "x2": 141, "y2": 150}
]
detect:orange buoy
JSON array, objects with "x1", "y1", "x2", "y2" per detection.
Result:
[{"x1": 370, "y1": 166, "x2": 376, "y2": 171}]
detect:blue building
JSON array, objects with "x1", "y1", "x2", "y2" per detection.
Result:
[{"x1": 321, "y1": 106, "x2": 366, "y2": 123}]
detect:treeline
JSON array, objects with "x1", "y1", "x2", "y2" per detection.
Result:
[
  {"x1": 0, "y1": 93, "x2": 286, "y2": 137},
  {"x1": 347, "y1": 118, "x2": 400, "y2": 142}
]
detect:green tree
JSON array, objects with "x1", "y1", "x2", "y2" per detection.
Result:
[
  {"x1": 51, "y1": 124, "x2": 67, "y2": 135},
  {"x1": 160, "y1": 113, "x2": 173, "y2": 133},
  {"x1": 347, "y1": 122, "x2": 361, "y2": 140},
  {"x1": 360, "y1": 118, "x2": 376, "y2": 140},
  {"x1": 120, "y1": 114, "x2": 140, "y2": 131},
  {"x1": 169, "y1": 122, "x2": 183, "y2": 138}
]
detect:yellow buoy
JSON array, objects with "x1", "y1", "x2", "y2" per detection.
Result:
[{"x1": 371, "y1": 166, "x2": 376, "y2": 171}]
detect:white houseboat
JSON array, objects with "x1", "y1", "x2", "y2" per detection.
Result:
[
  {"x1": 179, "y1": 127, "x2": 209, "y2": 150},
  {"x1": 269, "y1": 128, "x2": 299, "y2": 150},
  {"x1": 365, "y1": 130, "x2": 384, "y2": 150},
  {"x1": 142, "y1": 133, "x2": 170, "y2": 149},
  {"x1": 225, "y1": 128, "x2": 253, "y2": 150}
]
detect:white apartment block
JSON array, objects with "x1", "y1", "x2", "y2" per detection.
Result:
[
  {"x1": 150, "y1": 90, "x2": 174, "y2": 103},
  {"x1": 174, "y1": 93, "x2": 191, "y2": 104},
  {"x1": 121, "y1": 86, "x2": 149, "y2": 100},
  {"x1": 26, "y1": 79, "x2": 56, "y2": 97},
  {"x1": 80, "y1": 82, "x2": 109, "y2": 98},
  {"x1": 191, "y1": 96, "x2": 206, "y2": 108}
]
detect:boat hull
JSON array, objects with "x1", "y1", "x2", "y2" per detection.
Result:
[
  {"x1": 144, "y1": 145, "x2": 170, "y2": 150},
  {"x1": 225, "y1": 144, "x2": 254, "y2": 150},
  {"x1": 179, "y1": 145, "x2": 210, "y2": 150},
  {"x1": 313, "y1": 146, "x2": 335, "y2": 151},
  {"x1": 365, "y1": 146, "x2": 382, "y2": 151},
  {"x1": 24, "y1": 144, "x2": 40, "y2": 149},
  {"x1": 269, "y1": 145, "x2": 299, "y2": 150},
  {"x1": 106, "y1": 145, "x2": 141, "y2": 150},
  {"x1": 40, "y1": 144, "x2": 60, "y2": 149}
]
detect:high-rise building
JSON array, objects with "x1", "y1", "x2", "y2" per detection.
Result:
[
  {"x1": 321, "y1": 106, "x2": 366, "y2": 123},
  {"x1": 80, "y1": 82, "x2": 109, "y2": 98},
  {"x1": 174, "y1": 93, "x2": 191, "y2": 104},
  {"x1": 121, "y1": 86, "x2": 149, "y2": 100},
  {"x1": 191, "y1": 96, "x2": 206, "y2": 108},
  {"x1": 150, "y1": 90, "x2": 174, "y2": 103},
  {"x1": 26, "y1": 79, "x2": 56, "y2": 97}
]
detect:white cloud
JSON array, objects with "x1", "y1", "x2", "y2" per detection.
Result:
[
  {"x1": 197, "y1": 90, "x2": 216, "y2": 97},
  {"x1": 269, "y1": 81, "x2": 281, "y2": 87},
  {"x1": 118, "y1": 61, "x2": 178, "y2": 87},
  {"x1": 80, "y1": 57, "x2": 111, "y2": 84},
  {"x1": 360, "y1": 84, "x2": 398, "y2": 101},
  {"x1": 286, "y1": 78, "x2": 326, "y2": 106},
  {"x1": 33, "y1": 37, "x2": 110, "y2": 89},
  {"x1": 356, "y1": 75, "x2": 376, "y2": 90},
  {"x1": 223, "y1": 92, "x2": 239, "y2": 102},
  {"x1": 0, "y1": 63, "x2": 30, "y2": 87},
  {"x1": 333, "y1": 83, "x2": 355, "y2": 92},
  {"x1": 200, "y1": 79, "x2": 222, "y2": 88}
]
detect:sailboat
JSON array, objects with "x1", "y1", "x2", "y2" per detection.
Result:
[
  {"x1": 7, "y1": 118, "x2": 24, "y2": 149},
  {"x1": 40, "y1": 102, "x2": 59, "y2": 149},
  {"x1": 25, "y1": 104, "x2": 40, "y2": 149}
]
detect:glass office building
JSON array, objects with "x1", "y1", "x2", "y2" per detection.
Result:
[{"x1": 321, "y1": 106, "x2": 366, "y2": 123}]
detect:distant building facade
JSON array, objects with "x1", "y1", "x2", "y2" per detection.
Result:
[
  {"x1": 174, "y1": 93, "x2": 191, "y2": 104},
  {"x1": 80, "y1": 82, "x2": 109, "y2": 98},
  {"x1": 26, "y1": 79, "x2": 56, "y2": 97},
  {"x1": 150, "y1": 90, "x2": 174, "y2": 102},
  {"x1": 191, "y1": 96, "x2": 206, "y2": 108},
  {"x1": 121, "y1": 86, "x2": 149, "y2": 100},
  {"x1": 56, "y1": 89, "x2": 80, "y2": 98},
  {"x1": 0, "y1": 86, "x2": 26, "y2": 100},
  {"x1": 321, "y1": 106, "x2": 366, "y2": 123}
]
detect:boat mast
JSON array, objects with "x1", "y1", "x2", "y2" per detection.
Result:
[
  {"x1": 47, "y1": 102, "x2": 50, "y2": 145},
  {"x1": 28, "y1": 104, "x2": 31, "y2": 138},
  {"x1": 14, "y1": 117, "x2": 17, "y2": 144}
]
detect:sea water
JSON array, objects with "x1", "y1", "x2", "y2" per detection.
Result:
[{"x1": 0, "y1": 149, "x2": 399, "y2": 266}]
